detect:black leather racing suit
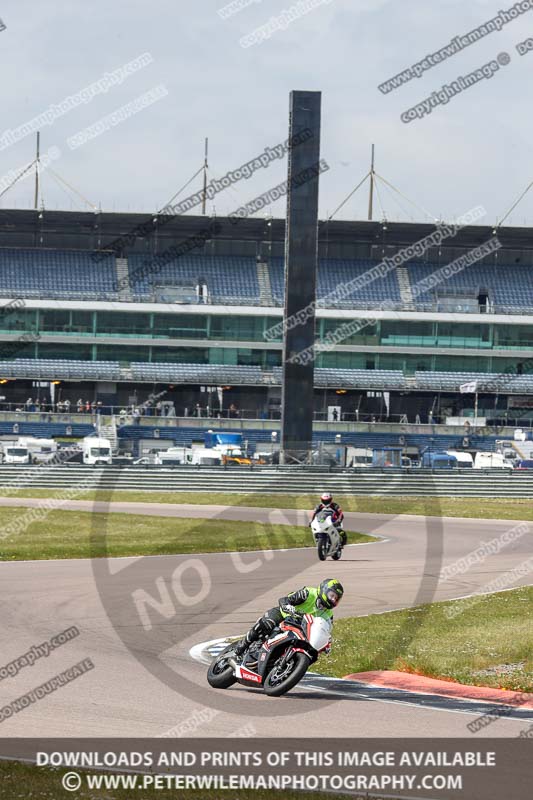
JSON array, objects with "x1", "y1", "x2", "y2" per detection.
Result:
[{"x1": 233, "y1": 587, "x2": 312, "y2": 656}]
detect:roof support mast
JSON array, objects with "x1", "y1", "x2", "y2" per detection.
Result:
[
  {"x1": 201, "y1": 137, "x2": 208, "y2": 215},
  {"x1": 34, "y1": 131, "x2": 40, "y2": 210},
  {"x1": 367, "y1": 143, "x2": 375, "y2": 221}
]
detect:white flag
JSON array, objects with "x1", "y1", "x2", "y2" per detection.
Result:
[{"x1": 460, "y1": 380, "x2": 478, "y2": 394}]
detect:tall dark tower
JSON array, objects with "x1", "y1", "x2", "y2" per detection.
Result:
[{"x1": 281, "y1": 90, "x2": 322, "y2": 460}]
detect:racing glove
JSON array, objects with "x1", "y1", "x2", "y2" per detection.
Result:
[{"x1": 280, "y1": 603, "x2": 297, "y2": 617}]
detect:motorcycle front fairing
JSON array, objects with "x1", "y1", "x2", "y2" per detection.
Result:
[{"x1": 256, "y1": 615, "x2": 323, "y2": 681}]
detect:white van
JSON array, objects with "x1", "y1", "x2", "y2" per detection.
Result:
[
  {"x1": 82, "y1": 436, "x2": 112, "y2": 465},
  {"x1": 473, "y1": 452, "x2": 513, "y2": 470},
  {"x1": 446, "y1": 451, "x2": 474, "y2": 468}
]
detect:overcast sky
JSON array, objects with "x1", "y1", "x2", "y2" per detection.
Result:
[{"x1": 0, "y1": 0, "x2": 532, "y2": 226}]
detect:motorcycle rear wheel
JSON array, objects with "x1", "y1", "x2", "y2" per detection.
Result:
[
  {"x1": 263, "y1": 651, "x2": 309, "y2": 696},
  {"x1": 207, "y1": 644, "x2": 237, "y2": 689}
]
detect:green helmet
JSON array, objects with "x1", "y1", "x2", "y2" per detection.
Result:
[{"x1": 317, "y1": 578, "x2": 344, "y2": 610}]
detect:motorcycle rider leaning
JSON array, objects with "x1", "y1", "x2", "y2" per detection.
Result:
[
  {"x1": 233, "y1": 579, "x2": 344, "y2": 657},
  {"x1": 311, "y1": 492, "x2": 347, "y2": 547}
]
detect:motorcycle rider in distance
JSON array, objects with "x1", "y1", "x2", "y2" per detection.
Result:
[
  {"x1": 233, "y1": 579, "x2": 344, "y2": 657},
  {"x1": 311, "y1": 492, "x2": 347, "y2": 547}
]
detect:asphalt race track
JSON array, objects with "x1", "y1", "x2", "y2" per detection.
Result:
[{"x1": 0, "y1": 500, "x2": 532, "y2": 739}]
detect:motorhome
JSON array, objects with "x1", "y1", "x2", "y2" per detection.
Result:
[
  {"x1": 82, "y1": 436, "x2": 112, "y2": 465},
  {"x1": 0, "y1": 441, "x2": 31, "y2": 464},
  {"x1": 473, "y1": 452, "x2": 513, "y2": 470},
  {"x1": 17, "y1": 437, "x2": 58, "y2": 464}
]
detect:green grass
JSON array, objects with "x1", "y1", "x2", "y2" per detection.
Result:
[
  {"x1": 0, "y1": 508, "x2": 374, "y2": 561},
  {"x1": 319, "y1": 586, "x2": 533, "y2": 693},
  {"x1": 3, "y1": 489, "x2": 533, "y2": 522},
  {"x1": 0, "y1": 762, "x2": 348, "y2": 800}
]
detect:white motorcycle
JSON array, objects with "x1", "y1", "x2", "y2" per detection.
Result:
[{"x1": 310, "y1": 509, "x2": 343, "y2": 561}]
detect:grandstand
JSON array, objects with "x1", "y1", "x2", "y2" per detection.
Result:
[{"x1": 1, "y1": 208, "x2": 533, "y2": 447}]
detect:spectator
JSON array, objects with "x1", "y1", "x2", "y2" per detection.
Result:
[
  {"x1": 195, "y1": 403, "x2": 203, "y2": 417},
  {"x1": 64, "y1": 398, "x2": 71, "y2": 413},
  {"x1": 156, "y1": 401, "x2": 162, "y2": 416},
  {"x1": 77, "y1": 398, "x2": 83, "y2": 413},
  {"x1": 25, "y1": 397, "x2": 33, "y2": 411},
  {"x1": 85, "y1": 400, "x2": 91, "y2": 413}
]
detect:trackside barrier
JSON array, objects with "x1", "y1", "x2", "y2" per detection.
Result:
[{"x1": 0, "y1": 465, "x2": 532, "y2": 497}]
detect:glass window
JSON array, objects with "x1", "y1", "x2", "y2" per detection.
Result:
[
  {"x1": 96, "y1": 311, "x2": 151, "y2": 337},
  {"x1": 380, "y1": 320, "x2": 434, "y2": 346},
  {"x1": 322, "y1": 318, "x2": 378, "y2": 345},
  {"x1": 97, "y1": 345, "x2": 150, "y2": 362},
  {"x1": 37, "y1": 343, "x2": 93, "y2": 360},
  {"x1": 0, "y1": 307, "x2": 38, "y2": 333},
  {"x1": 152, "y1": 314, "x2": 207, "y2": 339}
]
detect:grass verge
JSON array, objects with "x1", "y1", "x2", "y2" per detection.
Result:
[
  {"x1": 0, "y1": 762, "x2": 347, "y2": 800},
  {"x1": 0, "y1": 508, "x2": 374, "y2": 561},
  {"x1": 2, "y1": 490, "x2": 533, "y2": 521},
  {"x1": 320, "y1": 586, "x2": 533, "y2": 693}
]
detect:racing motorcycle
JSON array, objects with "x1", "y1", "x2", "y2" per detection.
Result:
[
  {"x1": 207, "y1": 613, "x2": 332, "y2": 696},
  {"x1": 310, "y1": 508, "x2": 343, "y2": 561}
]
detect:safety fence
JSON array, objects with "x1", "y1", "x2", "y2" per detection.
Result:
[{"x1": 0, "y1": 464, "x2": 532, "y2": 497}]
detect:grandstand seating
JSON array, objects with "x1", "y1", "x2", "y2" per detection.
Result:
[
  {"x1": 415, "y1": 370, "x2": 533, "y2": 392},
  {"x1": 1, "y1": 247, "x2": 533, "y2": 313},
  {"x1": 0, "y1": 359, "x2": 121, "y2": 380},
  {"x1": 2, "y1": 359, "x2": 531, "y2": 393},
  {"x1": 407, "y1": 261, "x2": 533, "y2": 310},
  {"x1": 0, "y1": 248, "x2": 117, "y2": 300},
  {"x1": 269, "y1": 258, "x2": 402, "y2": 307},
  {"x1": 130, "y1": 362, "x2": 263, "y2": 384},
  {"x1": 127, "y1": 254, "x2": 261, "y2": 303}
]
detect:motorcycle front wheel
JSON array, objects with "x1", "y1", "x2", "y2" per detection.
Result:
[
  {"x1": 263, "y1": 651, "x2": 309, "y2": 696},
  {"x1": 316, "y1": 534, "x2": 328, "y2": 561},
  {"x1": 207, "y1": 644, "x2": 237, "y2": 689}
]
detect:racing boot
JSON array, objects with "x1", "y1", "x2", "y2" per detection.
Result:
[{"x1": 340, "y1": 530, "x2": 347, "y2": 547}]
